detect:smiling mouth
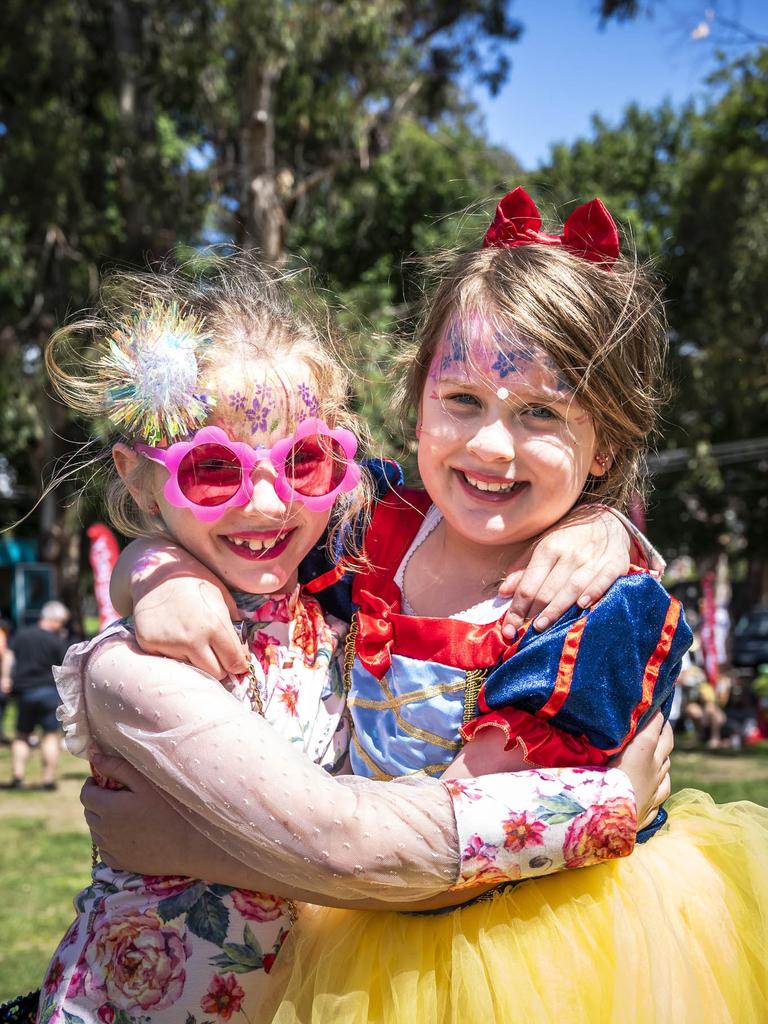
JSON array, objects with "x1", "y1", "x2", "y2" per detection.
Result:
[
  {"x1": 460, "y1": 471, "x2": 525, "y2": 495},
  {"x1": 222, "y1": 530, "x2": 294, "y2": 560}
]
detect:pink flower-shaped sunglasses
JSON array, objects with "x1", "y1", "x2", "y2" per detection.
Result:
[{"x1": 135, "y1": 418, "x2": 361, "y2": 521}]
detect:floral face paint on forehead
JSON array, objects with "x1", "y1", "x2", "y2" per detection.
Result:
[
  {"x1": 428, "y1": 316, "x2": 573, "y2": 401},
  {"x1": 202, "y1": 363, "x2": 323, "y2": 441}
]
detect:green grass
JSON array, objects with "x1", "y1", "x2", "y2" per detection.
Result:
[
  {"x1": 671, "y1": 741, "x2": 768, "y2": 804},
  {"x1": 0, "y1": 746, "x2": 92, "y2": 1002},
  {"x1": 1, "y1": 741, "x2": 767, "y2": 1003}
]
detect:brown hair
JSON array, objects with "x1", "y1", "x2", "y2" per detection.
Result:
[
  {"x1": 396, "y1": 242, "x2": 667, "y2": 508},
  {"x1": 46, "y1": 251, "x2": 371, "y2": 554}
]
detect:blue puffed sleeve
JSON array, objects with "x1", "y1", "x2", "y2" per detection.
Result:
[
  {"x1": 482, "y1": 573, "x2": 692, "y2": 751},
  {"x1": 480, "y1": 574, "x2": 691, "y2": 841},
  {"x1": 298, "y1": 457, "x2": 404, "y2": 622}
]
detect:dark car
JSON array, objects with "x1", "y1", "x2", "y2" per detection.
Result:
[{"x1": 732, "y1": 609, "x2": 768, "y2": 668}]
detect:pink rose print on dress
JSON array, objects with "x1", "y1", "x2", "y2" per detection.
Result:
[
  {"x1": 141, "y1": 874, "x2": 198, "y2": 898},
  {"x1": 200, "y1": 973, "x2": 245, "y2": 1021},
  {"x1": 563, "y1": 797, "x2": 635, "y2": 868},
  {"x1": 462, "y1": 834, "x2": 499, "y2": 865},
  {"x1": 65, "y1": 961, "x2": 88, "y2": 999},
  {"x1": 84, "y1": 908, "x2": 191, "y2": 1012},
  {"x1": 502, "y1": 811, "x2": 547, "y2": 852},
  {"x1": 230, "y1": 888, "x2": 287, "y2": 922},
  {"x1": 250, "y1": 631, "x2": 282, "y2": 670},
  {"x1": 459, "y1": 835, "x2": 519, "y2": 886},
  {"x1": 43, "y1": 956, "x2": 65, "y2": 994},
  {"x1": 252, "y1": 597, "x2": 291, "y2": 624},
  {"x1": 60, "y1": 919, "x2": 81, "y2": 948}
]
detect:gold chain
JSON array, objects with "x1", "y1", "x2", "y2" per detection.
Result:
[
  {"x1": 246, "y1": 656, "x2": 265, "y2": 716},
  {"x1": 343, "y1": 617, "x2": 359, "y2": 694},
  {"x1": 462, "y1": 669, "x2": 486, "y2": 730}
]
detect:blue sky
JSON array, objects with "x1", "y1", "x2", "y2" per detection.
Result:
[{"x1": 473, "y1": 0, "x2": 768, "y2": 168}]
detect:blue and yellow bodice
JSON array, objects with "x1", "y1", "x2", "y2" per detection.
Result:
[{"x1": 346, "y1": 488, "x2": 692, "y2": 799}]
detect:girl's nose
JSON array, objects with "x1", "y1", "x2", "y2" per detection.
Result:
[
  {"x1": 242, "y1": 464, "x2": 289, "y2": 518},
  {"x1": 466, "y1": 419, "x2": 516, "y2": 462}
]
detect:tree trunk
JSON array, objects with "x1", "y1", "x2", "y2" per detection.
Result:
[
  {"x1": 240, "y1": 60, "x2": 285, "y2": 262},
  {"x1": 111, "y1": 0, "x2": 152, "y2": 255}
]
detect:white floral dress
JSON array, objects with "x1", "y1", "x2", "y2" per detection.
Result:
[{"x1": 38, "y1": 588, "x2": 348, "y2": 1024}]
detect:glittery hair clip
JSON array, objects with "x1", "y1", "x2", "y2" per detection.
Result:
[{"x1": 102, "y1": 300, "x2": 216, "y2": 445}]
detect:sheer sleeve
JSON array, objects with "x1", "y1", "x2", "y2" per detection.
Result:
[
  {"x1": 59, "y1": 633, "x2": 637, "y2": 905},
  {"x1": 81, "y1": 635, "x2": 460, "y2": 902},
  {"x1": 601, "y1": 506, "x2": 666, "y2": 575}
]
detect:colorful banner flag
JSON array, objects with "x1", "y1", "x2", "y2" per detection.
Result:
[
  {"x1": 87, "y1": 524, "x2": 121, "y2": 630},
  {"x1": 700, "y1": 570, "x2": 719, "y2": 685}
]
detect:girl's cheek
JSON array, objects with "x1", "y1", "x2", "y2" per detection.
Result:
[{"x1": 524, "y1": 435, "x2": 577, "y2": 467}]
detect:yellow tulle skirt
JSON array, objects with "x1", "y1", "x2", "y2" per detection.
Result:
[{"x1": 263, "y1": 791, "x2": 768, "y2": 1024}]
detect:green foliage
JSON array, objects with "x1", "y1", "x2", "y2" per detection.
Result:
[
  {"x1": 0, "y1": 0, "x2": 523, "y2": 554},
  {"x1": 0, "y1": 0, "x2": 210, "y2": 556}
]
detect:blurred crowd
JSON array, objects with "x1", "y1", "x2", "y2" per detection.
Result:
[{"x1": 669, "y1": 608, "x2": 768, "y2": 750}]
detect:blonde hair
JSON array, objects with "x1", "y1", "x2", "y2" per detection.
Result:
[
  {"x1": 46, "y1": 251, "x2": 372, "y2": 556},
  {"x1": 396, "y1": 243, "x2": 667, "y2": 508}
]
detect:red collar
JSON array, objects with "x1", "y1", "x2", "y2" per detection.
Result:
[{"x1": 352, "y1": 489, "x2": 519, "y2": 679}]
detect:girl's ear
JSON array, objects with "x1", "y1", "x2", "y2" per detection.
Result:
[
  {"x1": 112, "y1": 443, "x2": 158, "y2": 511},
  {"x1": 590, "y1": 450, "x2": 613, "y2": 477}
]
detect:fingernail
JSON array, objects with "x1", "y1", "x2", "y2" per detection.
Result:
[
  {"x1": 534, "y1": 616, "x2": 549, "y2": 631},
  {"x1": 577, "y1": 595, "x2": 592, "y2": 608}
]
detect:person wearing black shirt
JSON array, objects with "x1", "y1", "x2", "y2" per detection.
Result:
[{"x1": 1, "y1": 601, "x2": 71, "y2": 789}]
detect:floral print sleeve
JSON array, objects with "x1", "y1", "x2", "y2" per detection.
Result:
[{"x1": 445, "y1": 766, "x2": 637, "y2": 890}]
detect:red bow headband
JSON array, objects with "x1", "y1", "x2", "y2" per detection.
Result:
[{"x1": 482, "y1": 186, "x2": 619, "y2": 265}]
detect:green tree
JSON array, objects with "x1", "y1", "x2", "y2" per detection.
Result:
[
  {"x1": 174, "y1": 0, "x2": 524, "y2": 260},
  {"x1": 0, "y1": 0, "x2": 209, "y2": 609}
]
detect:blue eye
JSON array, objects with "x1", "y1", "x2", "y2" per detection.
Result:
[
  {"x1": 447, "y1": 392, "x2": 481, "y2": 407},
  {"x1": 525, "y1": 406, "x2": 558, "y2": 420}
]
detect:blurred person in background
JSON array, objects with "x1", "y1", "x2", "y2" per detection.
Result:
[{"x1": 1, "y1": 600, "x2": 71, "y2": 789}]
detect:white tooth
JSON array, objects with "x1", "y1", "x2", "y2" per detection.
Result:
[
  {"x1": 247, "y1": 539, "x2": 264, "y2": 551},
  {"x1": 464, "y1": 473, "x2": 516, "y2": 493}
]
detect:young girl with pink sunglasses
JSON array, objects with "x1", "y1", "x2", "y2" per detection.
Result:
[{"x1": 27, "y1": 255, "x2": 667, "y2": 1024}]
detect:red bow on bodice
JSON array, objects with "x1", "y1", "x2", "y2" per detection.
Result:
[
  {"x1": 483, "y1": 186, "x2": 620, "y2": 265},
  {"x1": 355, "y1": 592, "x2": 397, "y2": 680}
]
